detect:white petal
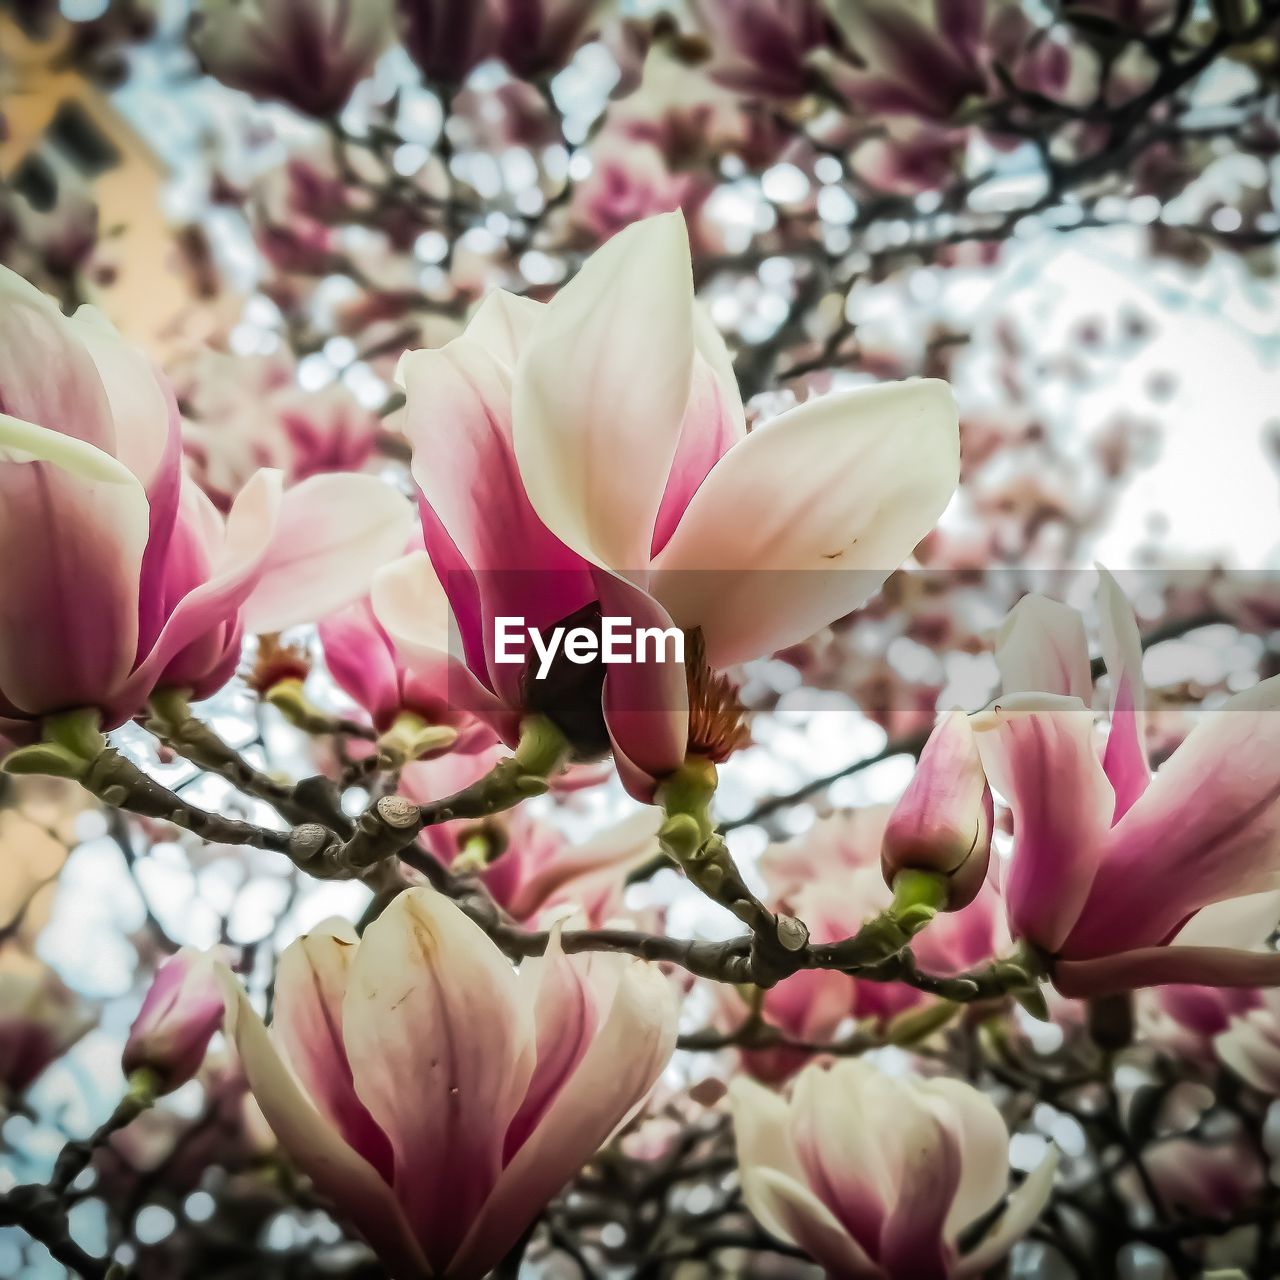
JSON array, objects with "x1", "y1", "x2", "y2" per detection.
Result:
[
  {"x1": 995, "y1": 594, "x2": 1092, "y2": 701},
  {"x1": 242, "y1": 473, "x2": 413, "y2": 634},
  {"x1": 651, "y1": 378, "x2": 959, "y2": 667},
  {"x1": 954, "y1": 1148, "x2": 1059, "y2": 1278},
  {"x1": 214, "y1": 964, "x2": 429, "y2": 1278},
  {"x1": 513, "y1": 211, "x2": 696, "y2": 571}
]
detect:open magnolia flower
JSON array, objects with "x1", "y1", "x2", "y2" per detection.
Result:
[
  {"x1": 0, "y1": 267, "x2": 412, "y2": 743},
  {"x1": 216, "y1": 887, "x2": 678, "y2": 1279},
  {"x1": 973, "y1": 570, "x2": 1280, "y2": 995},
  {"x1": 730, "y1": 1059, "x2": 1057, "y2": 1278},
  {"x1": 374, "y1": 211, "x2": 959, "y2": 797}
]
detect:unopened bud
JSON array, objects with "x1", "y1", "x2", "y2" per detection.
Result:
[
  {"x1": 882, "y1": 709, "x2": 993, "y2": 910},
  {"x1": 122, "y1": 948, "x2": 224, "y2": 1094}
]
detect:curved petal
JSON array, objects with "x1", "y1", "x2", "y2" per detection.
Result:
[
  {"x1": 1173, "y1": 889, "x2": 1280, "y2": 949},
  {"x1": 0, "y1": 267, "x2": 115, "y2": 455},
  {"x1": 502, "y1": 809, "x2": 663, "y2": 923},
  {"x1": 953, "y1": 1149, "x2": 1059, "y2": 1279},
  {"x1": 971, "y1": 694, "x2": 1114, "y2": 953},
  {"x1": 1216, "y1": 1010, "x2": 1280, "y2": 1094},
  {"x1": 743, "y1": 1167, "x2": 882, "y2": 1278},
  {"x1": 598, "y1": 573, "x2": 690, "y2": 794},
  {"x1": 651, "y1": 308, "x2": 747, "y2": 557},
  {"x1": 271, "y1": 920, "x2": 394, "y2": 1180},
  {"x1": 398, "y1": 293, "x2": 593, "y2": 672},
  {"x1": 1064, "y1": 676, "x2": 1280, "y2": 958},
  {"x1": 241, "y1": 473, "x2": 414, "y2": 634},
  {"x1": 371, "y1": 552, "x2": 512, "y2": 732},
  {"x1": 67, "y1": 305, "x2": 175, "y2": 493},
  {"x1": 651, "y1": 379, "x2": 959, "y2": 667},
  {"x1": 318, "y1": 600, "x2": 403, "y2": 728},
  {"x1": 877, "y1": 1099, "x2": 961, "y2": 1280},
  {"x1": 1097, "y1": 567, "x2": 1149, "y2": 819},
  {"x1": 124, "y1": 469, "x2": 283, "y2": 702},
  {"x1": 513, "y1": 211, "x2": 696, "y2": 572},
  {"x1": 67, "y1": 306, "x2": 184, "y2": 652},
  {"x1": 729, "y1": 1075, "x2": 807, "y2": 1185},
  {"x1": 994, "y1": 595, "x2": 1092, "y2": 702},
  {"x1": 453, "y1": 957, "x2": 677, "y2": 1279},
  {"x1": 214, "y1": 965, "x2": 430, "y2": 1279},
  {"x1": 790, "y1": 1062, "x2": 898, "y2": 1250},
  {"x1": 0, "y1": 412, "x2": 148, "y2": 718},
  {"x1": 342, "y1": 888, "x2": 536, "y2": 1274},
  {"x1": 915, "y1": 1077, "x2": 1009, "y2": 1240},
  {"x1": 502, "y1": 932, "x2": 602, "y2": 1161}
]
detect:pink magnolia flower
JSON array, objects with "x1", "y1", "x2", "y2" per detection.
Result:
[
  {"x1": 402, "y1": 750, "x2": 662, "y2": 924},
  {"x1": 397, "y1": 0, "x2": 496, "y2": 86},
  {"x1": 179, "y1": 347, "x2": 383, "y2": 511},
  {"x1": 492, "y1": 0, "x2": 607, "y2": 82},
  {"x1": 973, "y1": 571, "x2": 1280, "y2": 995},
  {"x1": 1149, "y1": 893, "x2": 1280, "y2": 1047},
  {"x1": 717, "y1": 965, "x2": 856, "y2": 1086},
  {"x1": 1139, "y1": 1136, "x2": 1266, "y2": 1221},
  {"x1": 190, "y1": 0, "x2": 394, "y2": 118},
  {"x1": 571, "y1": 137, "x2": 711, "y2": 246},
  {"x1": 1217, "y1": 988, "x2": 1280, "y2": 1096},
  {"x1": 0, "y1": 964, "x2": 95, "y2": 1102},
  {"x1": 821, "y1": 0, "x2": 1081, "y2": 123},
  {"x1": 0, "y1": 268, "x2": 413, "y2": 742},
  {"x1": 730, "y1": 1060, "x2": 1058, "y2": 1279},
  {"x1": 122, "y1": 948, "x2": 225, "y2": 1094},
  {"x1": 374, "y1": 213, "x2": 958, "y2": 798},
  {"x1": 849, "y1": 120, "x2": 967, "y2": 196},
  {"x1": 216, "y1": 888, "x2": 678, "y2": 1278},
  {"x1": 882, "y1": 708, "x2": 993, "y2": 909},
  {"x1": 694, "y1": 0, "x2": 833, "y2": 100},
  {"x1": 319, "y1": 596, "x2": 494, "y2": 751},
  {"x1": 749, "y1": 810, "x2": 1003, "y2": 1038}
]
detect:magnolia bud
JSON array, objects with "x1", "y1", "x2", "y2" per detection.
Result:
[
  {"x1": 122, "y1": 949, "x2": 224, "y2": 1093},
  {"x1": 882, "y1": 709, "x2": 993, "y2": 910}
]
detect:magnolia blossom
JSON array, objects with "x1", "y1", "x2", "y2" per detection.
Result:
[
  {"x1": 404, "y1": 750, "x2": 664, "y2": 924},
  {"x1": 122, "y1": 948, "x2": 225, "y2": 1093},
  {"x1": 397, "y1": 0, "x2": 496, "y2": 86},
  {"x1": 178, "y1": 347, "x2": 382, "y2": 510},
  {"x1": 973, "y1": 572, "x2": 1280, "y2": 995},
  {"x1": 731, "y1": 1060, "x2": 1057, "y2": 1278},
  {"x1": 723, "y1": 809, "x2": 1002, "y2": 1064},
  {"x1": 0, "y1": 268, "x2": 412, "y2": 742},
  {"x1": 0, "y1": 964, "x2": 94, "y2": 1102},
  {"x1": 1149, "y1": 892, "x2": 1280, "y2": 1048},
  {"x1": 821, "y1": 0, "x2": 1079, "y2": 122},
  {"x1": 319, "y1": 596, "x2": 494, "y2": 752},
  {"x1": 694, "y1": 0, "x2": 832, "y2": 99},
  {"x1": 1217, "y1": 988, "x2": 1280, "y2": 1096},
  {"x1": 217, "y1": 888, "x2": 677, "y2": 1278},
  {"x1": 570, "y1": 137, "x2": 711, "y2": 246},
  {"x1": 373, "y1": 212, "x2": 958, "y2": 797},
  {"x1": 1140, "y1": 1136, "x2": 1266, "y2": 1221},
  {"x1": 190, "y1": 0, "x2": 394, "y2": 117},
  {"x1": 882, "y1": 708, "x2": 993, "y2": 909},
  {"x1": 493, "y1": 0, "x2": 607, "y2": 82}
]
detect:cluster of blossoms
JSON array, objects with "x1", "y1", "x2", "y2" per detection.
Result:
[
  {"x1": 3, "y1": 0, "x2": 1280, "y2": 1275},
  {"x1": 2, "y1": 202, "x2": 1280, "y2": 1278}
]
